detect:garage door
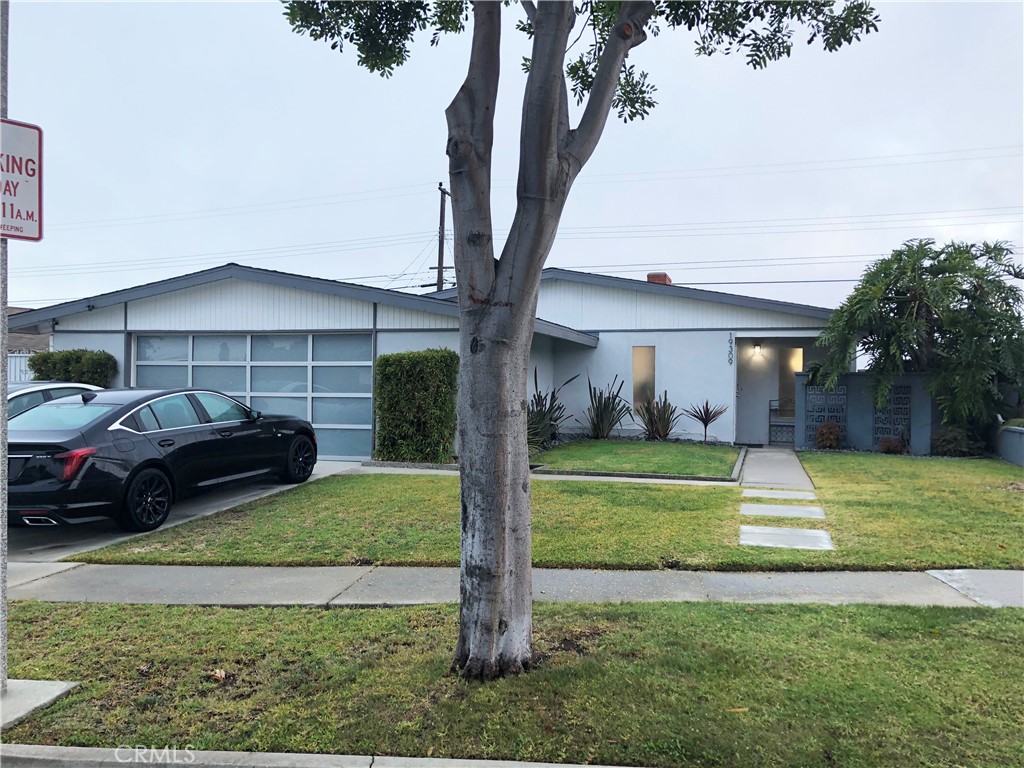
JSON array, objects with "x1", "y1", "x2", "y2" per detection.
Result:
[{"x1": 133, "y1": 333, "x2": 373, "y2": 459}]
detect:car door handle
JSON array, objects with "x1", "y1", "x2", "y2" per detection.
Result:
[
  {"x1": 218, "y1": 430, "x2": 233, "y2": 438},
  {"x1": 158, "y1": 439, "x2": 175, "y2": 448}
]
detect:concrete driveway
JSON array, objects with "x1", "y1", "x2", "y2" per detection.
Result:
[{"x1": 8, "y1": 460, "x2": 357, "y2": 564}]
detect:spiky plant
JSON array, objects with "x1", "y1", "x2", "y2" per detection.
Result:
[
  {"x1": 578, "y1": 375, "x2": 632, "y2": 439},
  {"x1": 683, "y1": 400, "x2": 729, "y2": 443},
  {"x1": 634, "y1": 390, "x2": 681, "y2": 441},
  {"x1": 526, "y1": 369, "x2": 579, "y2": 454}
]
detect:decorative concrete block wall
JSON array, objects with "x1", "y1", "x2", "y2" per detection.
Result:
[{"x1": 795, "y1": 372, "x2": 934, "y2": 455}]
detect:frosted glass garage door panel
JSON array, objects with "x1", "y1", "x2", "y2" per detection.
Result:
[
  {"x1": 252, "y1": 335, "x2": 308, "y2": 362},
  {"x1": 313, "y1": 366, "x2": 372, "y2": 393},
  {"x1": 251, "y1": 396, "x2": 309, "y2": 419},
  {"x1": 313, "y1": 334, "x2": 372, "y2": 362},
  {"x1": 193, "y1": 366, "x2": 246, "y2": 392},
  {"x1": 137, "y1": 336, "x2": 188, "y2": 361},
  {"x1": 136, "y1": 365, "x2": 188, "y2": 388},
  {"x1": 251, "y1": 366, "x2": 308, "y2": 393},
  {"x1": 317, "y1": 428, "x2": 372, "y2": 457},
  {"x1": 194, "y1": 335, "x2": 247, "y2": 362},
  {"x1": 313, "y1": 397, "x2": 372, "y2": 425}
]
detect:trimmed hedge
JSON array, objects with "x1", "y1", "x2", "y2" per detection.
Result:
[
  {"x1": 27, "y1": 349, "x2": 119, "y2": 388},
  {"x1": 374, "y1": 348, "x2": 459, "y2": 463}
]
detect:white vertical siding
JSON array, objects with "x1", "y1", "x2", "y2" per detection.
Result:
[
  {"x1": 127, "y1": 279, "x2": 373, "y2": 331},
  {"x1": 537, "y1": 279, "x2": 825, "y2": 330},
  {"x1": 57, "y1": 304, "x2": 124, "y2": 331},
  {"x1": 377, "y1": 305, "x2": 459, "y2": 329}
]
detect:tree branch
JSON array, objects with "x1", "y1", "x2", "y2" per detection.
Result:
[
  {"x1": 520, "y1": 0, "x2": 535, "y2": 24},
  {"x1": 446, "y1": 1, "x2": 501, "y2": 306},
  {"x1": 566, "y1": 1, "x2": 655, "y2": 171}
]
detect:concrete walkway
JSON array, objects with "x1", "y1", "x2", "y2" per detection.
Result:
[
  {"x1": 739, "y1": 447, "x2": 815, "y2": 490},
  {"x1": 9, "y1": 563, "x2": 1022, "y2": 608}
]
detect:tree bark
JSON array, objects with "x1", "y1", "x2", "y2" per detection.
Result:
[{"x1": 448, "y1": 0, "x2": 654, "y2": 680}]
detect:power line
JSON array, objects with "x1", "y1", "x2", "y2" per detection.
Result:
[
  {"x1": 39, "y1": 145, "x2": 1023, "y2": 233},
  {"x1": 15, "y1": 205, "x2": 1021, "y2": 278}
]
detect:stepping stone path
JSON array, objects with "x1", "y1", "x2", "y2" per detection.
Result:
[{"x1": 738, "y1": 449, "x2": 834, "y2": 551}]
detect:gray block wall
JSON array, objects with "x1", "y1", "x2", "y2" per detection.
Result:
[
  {"x1": 795, "y1": 372, "x2": 934, "y2": 455},
  {"x1": 997, "y1": 426, "x2": 1024, "y2": 467}
]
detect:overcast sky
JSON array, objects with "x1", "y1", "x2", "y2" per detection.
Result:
[{"x1": 4, "y1": 0, "x2": 1022, "y2": 311}]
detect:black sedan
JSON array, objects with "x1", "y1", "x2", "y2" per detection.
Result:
[{"x1": 7, "y1": 388, "x2": 317, "y2": 532}]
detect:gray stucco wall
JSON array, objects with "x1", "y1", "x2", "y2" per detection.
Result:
[
  {"x1": 997, "y1": 426, "x2": 1024, "y2": 467},
  {"x1": 52, "y1": 331, "x2": 129, "y2": 387}
]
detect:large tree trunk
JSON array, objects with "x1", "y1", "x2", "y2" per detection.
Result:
[
  {"x1": 451, "y1": 302, "x2": 536, "y2": 678},
  {"x1": 447, "y1": 0, "x2": 655, "y2": 680}
]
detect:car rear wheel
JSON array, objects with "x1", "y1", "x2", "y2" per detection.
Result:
[
  {"x1": 282, "y1": 435, "x2": 316, "y2": 484},
  {"x1": 119, "y1": 468, "x2": 173, "y2": 532}
]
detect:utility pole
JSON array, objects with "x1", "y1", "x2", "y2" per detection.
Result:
[
  {"x1": 1, "y1": 0, "x2": 11, "y2": 695},
  {"x1": 436, "y1": 181, "x2": 450, "y2": 292}
]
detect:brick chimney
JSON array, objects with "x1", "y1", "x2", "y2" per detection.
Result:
[{"x1": 647, "y1": 272, "x2": 672, "y2": 285}]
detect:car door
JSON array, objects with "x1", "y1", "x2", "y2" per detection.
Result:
[
  {"x1": 190, "y1": 391, "x2": 278, "y2": 481},
  {"x1": 139, "y1": 394, "x2": 210, "y2": 490}
]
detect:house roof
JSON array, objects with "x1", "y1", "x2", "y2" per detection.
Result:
[
  {"x1": 430, "y1": 267, "x2": 834, "y2": 321},
  {"x1": 7, "y1": 307, "x2": 50, "y2": 353},
  {"x1": 7, "y1": 262, "x2": 598, "y2": 348}
]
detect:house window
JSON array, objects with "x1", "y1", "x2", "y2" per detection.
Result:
[{"x1": 632, "y1": 346, "x2": 656, "y2": 407}]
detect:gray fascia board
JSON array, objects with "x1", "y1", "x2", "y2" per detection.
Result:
[
  {"x1": 534, "y1": 319, "x2": 598, "y2": 347},
  {"x1": 540, "y1": 268, "x2": 834, "y2": 320}
]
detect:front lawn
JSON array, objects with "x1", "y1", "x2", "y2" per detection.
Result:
[
  {"x1": 7, "y1": 601, "x2": 1021, "y2": 768},
  {"x1": 800, "y1": 452, "x2": 1024, "y2": 569},
  {"x1": 75, "y1": 453, "x2": 1024, "y2": 570},
  {"x1": 535, "y1": 438, "x2": 739, "y2": 477}
]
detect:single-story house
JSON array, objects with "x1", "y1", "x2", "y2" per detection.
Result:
[{"x1": 8, "y1": 263, "x2": 835, "y2": 459}]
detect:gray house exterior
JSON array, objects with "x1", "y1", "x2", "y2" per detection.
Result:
[{"x1": 10, "y1": 263, "x2": 840, "y2": 459}]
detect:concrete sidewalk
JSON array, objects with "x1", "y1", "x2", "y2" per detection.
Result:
[
  {"x1": 9, "y1": 563, "x2": 1022, "y2": 608},
  {"x1": 739, "y1": 447, "x2": 815, "y2": 490},
  {"x1": 0, "y1": 744, "x2": 628, "y2": 768}
]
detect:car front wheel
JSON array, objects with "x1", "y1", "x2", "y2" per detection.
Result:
[
  {"x1": 119, "y1": 468, "x2": 173, "y2": 532},
  {"x1": 282, "y1": 435, "x2": 316, "y2": 484}
]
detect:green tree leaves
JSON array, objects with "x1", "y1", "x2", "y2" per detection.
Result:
[{"x1": 814, "y1": 240, "x2": 1024, "y2": 434}]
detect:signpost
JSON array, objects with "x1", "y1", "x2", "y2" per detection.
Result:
[{"x1": 1, "y1": 2, "x2": 74, "y2": 723}]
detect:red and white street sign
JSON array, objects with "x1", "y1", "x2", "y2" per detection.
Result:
[{"x1": 1, "y1": 118, "x2": 43, "y2": 241}]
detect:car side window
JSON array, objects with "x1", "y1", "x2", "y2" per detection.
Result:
[
  {"x1": 9, "y1": 391, "x2": 46, "y2": 417},
  {"x1": 193, "y1": 392, "x2": 250, "y2": 423},
  {"x1": 134, "y1": 406, "x2": 160, "y2": 432},
  {"x1": 148, "y1": 395, "x2": 202, "y2": 430}
]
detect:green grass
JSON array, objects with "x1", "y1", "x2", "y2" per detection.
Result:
[
  {"x1": 799, "y1": 452, "x2": 1024, "y2": 570},
  {"x1": 75, "y1": 453, "x2": 1024, "y2": 570},
  {"x1": 7, "y1": 601, "x2": 1022, "y2": 768},
  {"x1": 536, "y1": 439, "x2": 739, "y2": 476}
]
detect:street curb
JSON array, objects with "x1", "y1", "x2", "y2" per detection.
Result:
[
  {"x1": 0, "y1": 744, "x2": 637, "y2": 768},
  {"x1": 730, "y1": 446, "x2": 747, "y2": 481}
]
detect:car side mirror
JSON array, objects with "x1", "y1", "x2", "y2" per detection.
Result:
[{"x1": 250, "y1": 410, "x2": 262, "y2": 421}]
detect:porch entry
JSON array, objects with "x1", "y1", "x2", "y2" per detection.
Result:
[{"x1": 735, "y1": 339, "x2": 805, "y2": 446}]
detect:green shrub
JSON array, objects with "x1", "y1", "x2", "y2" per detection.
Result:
[
  {"x1": 634, "y1": 390, "x2": 681, "y2": 441},
  {"x1": 27, "y1": 349, "x2": 118, "y2": 388},
  {"x1": 931, "y1": 426, "x2": 985, "y2": 457},
  {"x1": 814, "y1": 421, "x2": 843, "y2": 450},
  {"x1": 527, "y1": 369, "x2": 578, "y2": 454},
  {"x1": 373, "y1": 348, "x2": 458, "y2": 463},
  {"x1": 877, "y1": 436, "x2": 906, "y2": 454},
  {"x1": 578, "y1": 375, "x2": 631, "y2": 439}
]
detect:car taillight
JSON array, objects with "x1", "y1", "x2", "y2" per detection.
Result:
[{"x1": 52, "y1": 448, "x2": 97, "y2": 482}]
